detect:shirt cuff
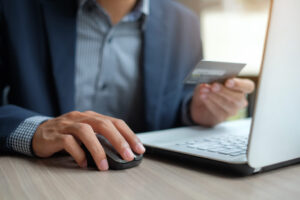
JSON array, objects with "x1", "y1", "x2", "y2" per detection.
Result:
[
  {"x1": 181, "y1": 93, "x2": 197, "y2": 126},
  {"x1": 7, "y1": 116, "x2": 52, "y2": 156}
]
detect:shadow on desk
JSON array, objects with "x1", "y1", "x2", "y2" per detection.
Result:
[
  {"x1": 143, "y1": 152, "x2": 300, "y2": 178},
  {"x1": 2, "y1": 151, "x2": 298, "y2": 178},
  {"x1": 1, "y1": 152, "x2": 83, "y2": 171},
  {"x1": 144, "y1": 153, "x2": 249, "y2": 178}
]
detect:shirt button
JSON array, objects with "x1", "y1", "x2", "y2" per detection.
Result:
[
  {"x1": 107, "y1": 37, "x2": 113, "y2": 43},
  {"x1": 101, "y1": 83, "x2": 107, "y2": 90}
]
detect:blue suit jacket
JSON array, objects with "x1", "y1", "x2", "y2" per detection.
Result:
[{"x1": 0, "y1": 0, "x2": 202, "y2": 152}]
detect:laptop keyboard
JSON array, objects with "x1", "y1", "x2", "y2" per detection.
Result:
[{"x1": 175, "y1": 134, "x2": 248, "y2": 157}]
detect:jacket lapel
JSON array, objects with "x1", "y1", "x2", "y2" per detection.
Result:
[
  {"x1": 143, "y1": 3, "x2": 168, "y2": 130},
  {"x1": 40, "y1": 0, "x2": 77, "y2": 114},
  {"x1": 40, "y1": 0, "x2": 168, "y2": 128}
]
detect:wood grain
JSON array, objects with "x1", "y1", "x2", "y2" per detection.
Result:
[{"x1": 0, "y1": 155, "x2": 299, "y2": 200}]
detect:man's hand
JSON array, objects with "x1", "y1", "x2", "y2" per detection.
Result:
[
  {"x1": 32, "y1": 111, "x2": 146, "y2": 171},
  {"x1": 190, "y1": 78, "x2": 255, "y2": 127}
]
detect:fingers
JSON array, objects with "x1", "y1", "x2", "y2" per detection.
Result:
[
  {"x1": 65, "y1": 123, "x2": 109, "y2": 171},
  {"x1": 211, "y1": 83, "x2": 248, "y2": 109},
  {"x1": 58, "y1": 134, "x2": 87, "y2": 168},
  {"x1": 208, "y1": 93, "x2": 238, "y2": 116},
  {"x1": 192, "y1": 82, "x2": 249, "y2": 126},
  {"x1": 109, "y1": 118, "x2": 145, "y2": 154},
  {"x1": 33, "y1": 110, "x2": 144, "y2": 171},
  {"x1": 79, "y1": 116, "x2": 135, "y2": 161},
  {"x1": 84, "y1": 111, "x2": 146, "y2": 155},
  {"x1": 200, "y1": 95, "x2": 229, "y2": 126},
  {"x1": 225, "y1": 78, "x2": 255, "y2": 94},
  {"x1": 197, "y1": 84, "x2": 232, "y2": 120},
  {"x1": 194, "y1": 84, "x2": 211, "y2": 101}
]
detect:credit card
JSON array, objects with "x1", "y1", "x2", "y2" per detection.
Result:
[{"x1": 184, "y1": 60, "x2": 246, "y2": 84}]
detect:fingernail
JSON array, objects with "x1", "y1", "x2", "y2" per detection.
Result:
[
  {"x1": 123, "y1": 148, "x2": 135, "y2": 161},
  {"x1": 212, "y1": 84, "x2": 221, "y2": 92},
  {"x1": 99, "y1": 159, "x2": 109, "y2": 171},
  {"x1": 81, "y1": 160, "x2": 87, "y2": 168},
  {"x1": 226, "y1": 80, "x2": 235, "y2": 88},
  {"x1": 136, "y1": 143, "x2": 146, "y2": 153}
]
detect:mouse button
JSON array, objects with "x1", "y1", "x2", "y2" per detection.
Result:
[
  {"x1": 96, "y1": 135, "x2": 118, "y2": 153},
  {"x1": 96, "y1": 134, "x2": 110, "y2": 145},
  {"x1": 103, "y1": 147, "x2": 123, "y2": 160},
  {"x1": 99, "y1": 142, "x2": 128, "y2": 163},
  {"x1": 108, "y1": 154, "x2": 128, "y2": 164},
  {"x1": 133, "y1": 154, "x2": 143, "y2": 161},
  {"x1": 99, "y1": 139, "x2": 122, "y2": 158}
]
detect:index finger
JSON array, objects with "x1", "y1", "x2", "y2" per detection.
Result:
[
  {"x1": 84, "y1": 111, "x2": 145, "y2": 155},
  {"x1": 66, "y1": 123, "x2": 109, "y2": 171},
  {"x1": 225, "y1": 78, "x2": 255, "y2": 94}
]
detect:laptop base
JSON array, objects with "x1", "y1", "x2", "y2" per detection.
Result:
[
  {"x1": 145, "y1": 146, "x2": 255, "y2": 176},
  {"x1": 145, "y1": 145, "x2": 300, "y2": 176}
]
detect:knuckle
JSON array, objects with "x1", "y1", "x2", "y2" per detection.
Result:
[
  {"x1": 57, "y1": 119, "x2": 70, "y2": 127},
  {"x1": 99, "y1": 119, "x2": 112, "y2": 128},
  {"x1": 84, "y1": 110, "x2": 96, "y2": 115},
  {"x1": 62, "y1": 135, "x2": 74, "y2": 147},
  {"x1": 77, "y1": 123, "x2": 92, "y2": 133},
  {"x1": 66, "y1": 111, "x2": 81, "y2": 118},
  {"x1": 115, "y1": 119, "x2": 126, "y2": 127}
]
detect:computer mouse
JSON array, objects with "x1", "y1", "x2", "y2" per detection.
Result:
[{"x1": 82, "y1": 134, "x2": 143, "y2": 170}]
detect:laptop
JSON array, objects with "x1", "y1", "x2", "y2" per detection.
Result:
[{"x1": 137, "y1": 0, "x2": 300, "y2": 175}]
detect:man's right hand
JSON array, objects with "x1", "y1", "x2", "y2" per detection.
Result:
[{"x1": 32, "y1": 111, "x2": 146, "y2": 171}]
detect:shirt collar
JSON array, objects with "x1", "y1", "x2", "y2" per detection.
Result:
[
  {"x1": 78, "y1": 0, "x2": 149, "y2": 22},
  {"x1": 124, "y1": 0, "x2": 149, "y2": 22}
]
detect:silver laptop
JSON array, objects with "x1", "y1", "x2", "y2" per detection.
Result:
[{"x1": 138, "y1": 0, "x2": 300, "y2": 175}]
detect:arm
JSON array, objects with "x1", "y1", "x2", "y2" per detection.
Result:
[
  {"x1": 0, "y1": 105, "x2": 51, "y2": 155},
  {"x1": 0, "y1": 59, "x2": 52, "y2": 156},
  {"x1": 0, "y1": 2, "x2": 53, "y2": 155},
  {"x1": 0, "y1": 2, "x2": 145, "y2": 172},
  {"x1": 179, "y1": 12, "x2": 203, "y2": 126},
  {"x1": 179, "y1": 9, "x2": 255, "y2": 127}
]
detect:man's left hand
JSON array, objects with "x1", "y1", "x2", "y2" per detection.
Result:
[{"x1": 190, "y1": 78, "x2": 255, "y2": 127}]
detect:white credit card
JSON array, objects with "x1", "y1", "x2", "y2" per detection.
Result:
[{"x1": 184, "y1": 60, "x2": 246, "y2": 84}]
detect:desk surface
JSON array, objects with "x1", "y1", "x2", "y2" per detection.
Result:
[{"x1": 0, "y1": 155, "x2": 299, "y2": 200}]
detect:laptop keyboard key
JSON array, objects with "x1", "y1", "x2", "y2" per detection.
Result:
[{"x1": 177, "y1": 134, "x2": 248, "y2": 157}]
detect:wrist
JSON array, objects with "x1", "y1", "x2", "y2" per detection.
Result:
[
  {"x1": 7, "y1": 116, "x2": 52, "y2": 156},
  {"x1": 32, "y1": 119, "x2": 52, "y2": 157}
]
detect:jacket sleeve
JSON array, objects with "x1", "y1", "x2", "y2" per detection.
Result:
[
  {"x1": 179, "y1": 11, "x2": 204, "y2": 126},
  {"x1": 0, "y1": 2, "x2": 51, "y2": 155}
]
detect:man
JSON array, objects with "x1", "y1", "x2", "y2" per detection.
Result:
[{"x1": 0, "y1": 0, "x2": 254, "y2": 171}]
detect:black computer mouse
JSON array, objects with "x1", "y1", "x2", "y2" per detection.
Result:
[{"x1": 82, "y1": 134, "x2": 143, "y2": 170}]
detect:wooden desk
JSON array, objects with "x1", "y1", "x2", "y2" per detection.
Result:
[{"x1": 0, "y1": 155, "x2": 299, "y2": 200}]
